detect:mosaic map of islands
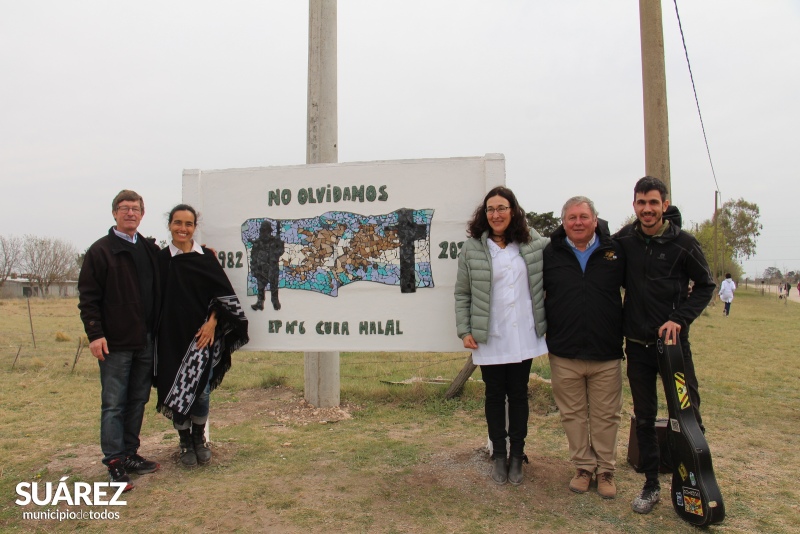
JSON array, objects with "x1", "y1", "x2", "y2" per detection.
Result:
[{"x1": 242, "y1": 208, "x2": 435, "y2": 298}]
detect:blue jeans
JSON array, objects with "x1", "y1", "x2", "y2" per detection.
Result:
[
  {"x1": 173, "y1": 367, "x2": 212, "y2": 430},
  {"x1": 98, "y1": 336, "x2": 154, "y2": 465}
]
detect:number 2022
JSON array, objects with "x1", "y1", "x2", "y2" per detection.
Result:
[
  {"x1": 217, "y1": 251, "x2": 243, "y2": 269},
  {"x1": 438, "y1": 241, "x2": 464, "y2": 259}
]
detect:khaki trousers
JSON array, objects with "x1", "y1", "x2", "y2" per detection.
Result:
[{"x1": 549, "y1": 354, "x2": 622, "y2": 474}]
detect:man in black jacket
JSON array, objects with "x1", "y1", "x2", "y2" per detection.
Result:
[
  {"x1": 78, "y1": 190, "x2": 161, "y2": 491},
  {"x1": 614, "y1": 177, "x2": 715, "y2": 514},
  {"x1": 543, "y1": 196, "x2": 625, "y2": 499}
]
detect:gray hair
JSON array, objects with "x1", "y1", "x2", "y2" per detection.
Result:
[{"x1": 561, "y1": 196, "x2": 598, "y2": 221}]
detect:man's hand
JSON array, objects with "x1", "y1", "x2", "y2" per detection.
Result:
[
  {"x1": 462, "y1": 334, "x2": 478, "y2": 349},
  {"x1": 658, "y1": 321, "x2": 682, "y2": 345},
  {"x1": 90, "y1": 338, "x2": 109, "y2": 361}
]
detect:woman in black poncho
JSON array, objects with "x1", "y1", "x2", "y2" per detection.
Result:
[{"x1": 156, "y1": 204, "x2": 249, "y2": 467}]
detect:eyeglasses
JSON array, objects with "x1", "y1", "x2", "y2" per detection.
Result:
[
  {"x1": 116, "y1": 206, "x2": 142, "y2": 214},
  {"x1": 485, "y1": 206, "x2": 510, "y2": 215}
]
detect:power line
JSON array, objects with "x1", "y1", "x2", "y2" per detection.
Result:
[{"x1": 672, "y1": 0, "x2": 721, "y2": 194}]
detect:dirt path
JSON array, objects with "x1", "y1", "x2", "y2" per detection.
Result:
[{"x1": 750, "y1": 284, "x2": 799, "y2": 302}]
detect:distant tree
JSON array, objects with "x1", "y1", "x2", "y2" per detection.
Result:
[
  {"x1": 718, "y1": 198, "x2": 762, "y2": 260},
  {"x1": 21, "y1": 235, "x2": 80, "y2": 297},
  {"x1": 686, "y1": 197, "x2": 760, "y2": 282},
  {"x1": 615, "y1": 214, "x2": 638, "y2": 233},
  {"x1": 0, "y1": 235, "x2": 23, "y2": 289},
  {"x1": 689, "y1": 221, "x2": 744, "y2": 281},
  {"x1": 76, "y1": 246, "x2": 90, "y2": 271},
  {"x1": 762, "y1": 267, "x2": 782, "y2": 283},
  {"x1": 526, "y1": 211, "x2": 560, "y2": 238}
]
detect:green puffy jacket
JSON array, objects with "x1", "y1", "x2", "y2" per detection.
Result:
[{"x1": 454, "y1": 229, "x2": 548, "y2": 344}]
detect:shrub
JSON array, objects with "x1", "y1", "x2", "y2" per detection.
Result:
[
  {"x1": 260, "y1": 373, "x2": 288, "y2": 389},
  {"x1": 55, "y1": 331, "x2": 71, "y2": 342}
]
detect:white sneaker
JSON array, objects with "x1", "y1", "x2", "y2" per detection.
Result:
[{"x1": 631, "y1": 483, "x2": 660, "y2": 514}]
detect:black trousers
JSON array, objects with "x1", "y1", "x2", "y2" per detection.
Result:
[
  {"x1": 480, "y1": 359, "x2": 533, "y2": 458},
  {"x1": 626, "y1": 339, "x2": 703, "y2": 481}
]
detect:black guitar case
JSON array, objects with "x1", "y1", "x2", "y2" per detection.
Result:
[{"x1": 656, "y1": 335, "x2": 725, "y2": 526}]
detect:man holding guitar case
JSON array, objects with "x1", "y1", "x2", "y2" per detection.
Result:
[{"x1": 614, "y1": 177, "x2": 716, "y2": 515}]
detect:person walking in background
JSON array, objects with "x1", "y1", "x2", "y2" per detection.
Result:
[
  {"x1": 78, "y1": 190, "x2": 161, "y2": 492},
  {"x1": 719, "y1": 273, "x2": 736, "y2": 316},
  {"x1": 614, "y1": 177, "x2": 716, "y2": 514},
  {"x1": 454, "y1": 186, "x2": 548, "y2": 486},
  {"x1": 543, "y1": 196, "x2": 625, "y2": 499},
  {"x1": 156, "y1": 204, "x2": 249, "y2": 467}
]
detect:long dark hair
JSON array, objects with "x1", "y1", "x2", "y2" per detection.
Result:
[
  {"x1": 466, "y1": 186, "x2": 531, "y2": 244},
  {"x1": 167, "y1": 203, "x2": 198, "y2": 225}
]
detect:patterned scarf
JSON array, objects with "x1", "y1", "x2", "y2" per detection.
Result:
[{"x1": 163, "y1": 295, "x2": 247, "y2": 415}]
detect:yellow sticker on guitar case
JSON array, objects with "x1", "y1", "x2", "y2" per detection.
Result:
[
  {"x1": 679, "y1": 462, "x2": 688, "y2": 481},
  {"x1": 674, "y1": 372, "x2": 690, "y2": 409}
]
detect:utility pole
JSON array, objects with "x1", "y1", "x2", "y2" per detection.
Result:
[
  {"x1": 305, "y1": 0, "x2": 340, "y2": 407},
  {"x1": 639, "y1": 0, "x2": 672, "y2": 197},
  {"x1": 718, "y1": 191, "x2": 725, "y2": 279}
]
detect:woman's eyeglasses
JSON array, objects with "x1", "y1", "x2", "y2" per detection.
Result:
[{"x1": 485, "y1": 206, "x2": 510, "y2": 215}]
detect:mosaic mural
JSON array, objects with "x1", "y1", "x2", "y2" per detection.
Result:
[{"x1": 242, "y1": 208, "x2": 434, "y2": 310}]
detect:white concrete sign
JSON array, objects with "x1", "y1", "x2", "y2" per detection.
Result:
[{"x1": 183, "y1": 154, "x2": 505, "y2": 352}]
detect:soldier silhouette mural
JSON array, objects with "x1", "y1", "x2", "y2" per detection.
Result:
[
  {"x1": 242, "y1": 209, "x2": 434, "y2": 305},
  {"x1": 250, "y1": 220, "x2": 285, "y2": 311},
  {"x1": 390, "y1": 208, "x2": 429, "y2": 293}
]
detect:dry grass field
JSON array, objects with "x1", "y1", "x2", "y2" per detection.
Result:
[{"x1": 1, "y1": 290, "x2": 799, "y2": 533}]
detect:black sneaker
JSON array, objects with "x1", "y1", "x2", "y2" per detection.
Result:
[
  {"x1": 632, "y1": 481, "x2": 660, "y2": 514},
  {"x1": 124, "y1": 453, "x2": 160, "y2": 475},
  {"x1": 107, "y1": 459, "x2": 133, "y2": 492}
]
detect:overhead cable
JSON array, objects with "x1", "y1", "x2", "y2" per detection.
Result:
[{"x1": 672, "y1": 0, "x2": 721, "y2": 194}]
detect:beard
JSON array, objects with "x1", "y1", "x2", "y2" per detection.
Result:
[{"x1": 638, "y1": 213, "x2": 661, "y2": 228}]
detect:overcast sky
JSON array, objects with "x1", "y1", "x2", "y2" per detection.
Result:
[{"x1": 1, "y1": 1, "x2": 797, "y2": 278}]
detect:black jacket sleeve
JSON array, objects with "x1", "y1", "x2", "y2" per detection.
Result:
[
  {"x1": 77, "y1": 243, "x2": 108, "y2": 342},
  {"x1": 669, "y1": 233, "x2": 715, "y2": 329}
]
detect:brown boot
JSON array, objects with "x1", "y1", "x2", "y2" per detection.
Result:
[
  {"x1": 569, "y1": 468, "x2": 593, "y2": 493},
  {"x1": 597, "y1": 472, "x2": 617, "y2": 499}
]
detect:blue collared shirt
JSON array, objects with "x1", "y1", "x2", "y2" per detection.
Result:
[
  {"x1": 113, "y1": 228, "x2": 137, "y2": 244},
  {"x1": 566, "y1": 233, "x2": 599, "y2": 272}
]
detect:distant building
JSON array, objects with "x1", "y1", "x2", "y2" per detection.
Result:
[{"x1": 0, "y1": 277, "x2": 78, "y2": 298}]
